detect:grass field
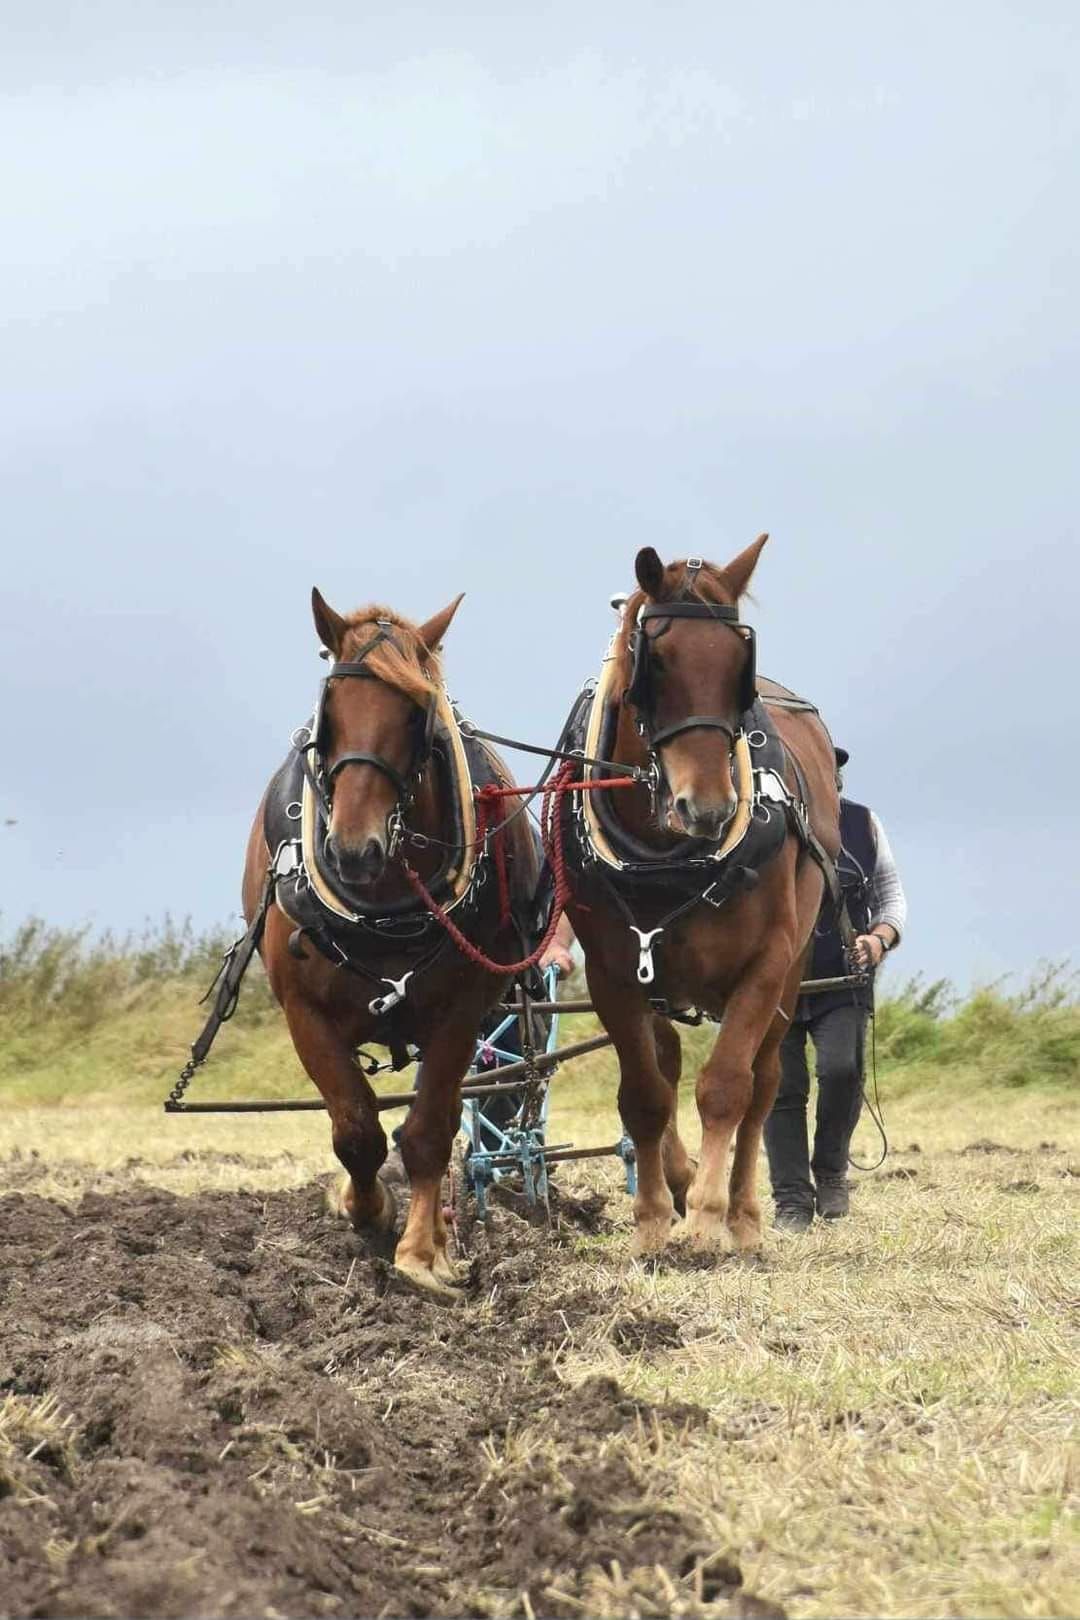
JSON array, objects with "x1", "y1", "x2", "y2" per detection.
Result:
[{"x1": 2, "y1": 923, "x2": 1078, "y2": 1617}]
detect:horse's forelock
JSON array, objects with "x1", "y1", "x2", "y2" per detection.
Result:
[{"x1": 340, "y1": 606, "x2": 441, "y2": 705}]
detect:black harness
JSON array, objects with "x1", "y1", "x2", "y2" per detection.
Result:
[
  {"x1": 562, "y1": 576, "x2": 848, "y2": 997},
  {"x1": 295, "y1": 621, "x2": 438, "y2": 837}
]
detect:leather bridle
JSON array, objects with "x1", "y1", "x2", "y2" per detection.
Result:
[
  {"x1": 295, "y1": 621, "x2": 438, "y2": 831},
  {"x1": 625, "y1": 588, "x2": 757, "y2": 800}
]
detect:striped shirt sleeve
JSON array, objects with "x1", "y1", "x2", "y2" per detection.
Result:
[{"x1": 869, "y1": 812, "x2": 907, "y2": 941}]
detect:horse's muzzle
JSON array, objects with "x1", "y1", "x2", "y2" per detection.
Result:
[{"x1": 672, "y1": 794, "x2": 736, "y2": 842}]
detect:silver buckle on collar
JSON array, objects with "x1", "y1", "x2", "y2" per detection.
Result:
[
  {"x1": 273, "y1": 841, "x2": 301, "y2": 878},
  {"x1": 755, "y1": 769, "x2": 790, "y2": 804}
]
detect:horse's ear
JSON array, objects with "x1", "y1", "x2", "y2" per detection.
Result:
[
  {"x1": 418, "y1": 593, "x2": 464, "y2": 656},
  {"x1": 635, "y1": 547, "x2": 666, "y2": 599},
  {"x1": 311, "y1": 587, "x2": 348, "y2": 656},
  {"x1": 718, "y1": 533, "x2": 768, "y2": 601}
]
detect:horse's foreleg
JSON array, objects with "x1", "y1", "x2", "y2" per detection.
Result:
[
  {"x1": 653, "y1": 1013, "x2": 693, "y2": 1216},
  {"x1": 727, "y1": 944, "x2": 812, "y2": 1249},
  {"x1": 394, "y1": 1015, "x2": 477, "y2": 1297},
  {"x1": 727, "y1": 1019, "x2": 785, "y2": 1251},
  {"x1": 687, "y1": 963, "x2": 787, "y2": 1253},
  {"x1": 282, "y1": 995, "x2": 392, "y2": 1233},
  {"x1": 588, "y1": 966, "x2": 675, "y2": 1258}
]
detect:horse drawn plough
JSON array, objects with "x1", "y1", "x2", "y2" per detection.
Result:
[{"x1": 166, "y1": 545, "x2": 871, "y2": 1285}]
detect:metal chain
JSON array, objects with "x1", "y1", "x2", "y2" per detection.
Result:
[{"x1": 165, "y1": 1053, "x2": 199, "y2": 1112}]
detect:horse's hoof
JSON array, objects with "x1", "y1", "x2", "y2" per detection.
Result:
[
  {"x1": 392, "y1": 1258, "x2": 465, "y2": 1303},
  {"x1": 369, "y1": 1179, "x2": 398, "y2": 1233},
  {"x1": 432, "y1": 1249, "x2": 470, "y2": 1286},
  {"x1": 631, "y1": 1214, "x2": 673, "y2": 1258},
  {"x1": 327, "y1": 1174, "x2": 396, "y2": 1234},
  {"x1": 326, "y1": 1175, "x2": 350, "y2": 1221},
  {"x1": 727, "y1": 1212, "x2": 763, "y2": 1253},
  {"x1": 686, "y1": 1210, "x2": 734, "y2": 1255}
]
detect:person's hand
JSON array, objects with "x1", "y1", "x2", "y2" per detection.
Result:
[
  {"x1": 852, "y1": 933, "x2": 887, "y2": 972},
  {"x1": 539, "y1": 943, "x2": 575, "y2": 978}
]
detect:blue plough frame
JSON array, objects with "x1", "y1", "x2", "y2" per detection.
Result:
[{"x1": 461, "y1": 967, "x2": 637, "y2": 1216}]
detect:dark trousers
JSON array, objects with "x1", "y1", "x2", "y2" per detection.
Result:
[{"x1": 764, "y1": 1004, "x2": 866, "y2": 1210}]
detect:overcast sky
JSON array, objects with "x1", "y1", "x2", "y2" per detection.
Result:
[{"x1": 1, "y1": 2, "x2": 1077, "y2": 993}]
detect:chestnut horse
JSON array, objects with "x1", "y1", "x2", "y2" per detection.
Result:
[
  {"x1": 242, "y1": 589, "x2": 537, "y2": 1297},
  {"x1": 563, "y1": 538, "x2": 842, "y2": 1257}
]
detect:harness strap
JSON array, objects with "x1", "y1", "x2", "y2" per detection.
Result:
[
  {"x1": 762, "y1": 694, "x2": 820, "y2": 713},
  {"x1": 165, "y1": 865, "x2": 277, "y2": 1109},
  {"x1": 457, "y1": 720, "x2": 649, "y2": 782},
  {"x1": 648, "y1": 716, "x2": 738, "y2": 749},
  {"x1": 779, "y1": 746, "x2": 856, "y2": 953},
  {"x1": 325, "y1": 750, "x2": 414, "y2": 797}
]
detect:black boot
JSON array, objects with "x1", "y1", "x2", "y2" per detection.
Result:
[
  {"x1": 815, "y1": 1175, "x2": 849, "y2": 1220},
  {"x1": 764, "y1": 1105, "x2": 815, "y2": 1233},
  {"x1": 810, "y1": 1004, "x2": 865, "y2": 1222}
]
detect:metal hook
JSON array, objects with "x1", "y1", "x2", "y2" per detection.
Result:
[
  {"x1": 369, "y1": 971, "x2": 413, "y2": 1018},
  {"x1": 387, "y1": 808, "x2": 405, "y2": 860},
  {"x1": 630, "y1": 926, "x2": 664, "y2": 985}
]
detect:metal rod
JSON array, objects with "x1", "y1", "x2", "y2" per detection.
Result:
[
  {"x1": 482, "y1": 1141, "x2": 627, "y2": 1168},
  {"x1": 456, "y1": 1032, "x2": 612, "y2": 1090},
  {"x1": 496, "y1": 999, "x2": 593, "y2": 1014},
  {"x1": 165, "y1": 1098, "x2": 328, "y2": 1113},
  {"x1": 165, "y1": 1031, "x2": 614, "y2": 1115}
]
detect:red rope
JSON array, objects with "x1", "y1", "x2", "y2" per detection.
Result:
[
  {"x1": 475, "y1": 783, "x2": 512, "y2": 927},
  {"x1": 402, "y1": 761, "x2": 580, "y2": 976}
]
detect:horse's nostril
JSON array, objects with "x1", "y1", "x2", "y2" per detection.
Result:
[{"x1": 326, "y1": 835, "x2": 385, "y2": 883}]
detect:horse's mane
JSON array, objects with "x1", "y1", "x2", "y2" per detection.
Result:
[
  {"x1": 338, "y1": 606, "x2": 442, "y2": 706},
  {"x1": 611, "y1": 558, "x2": 738, "y2": 695}
]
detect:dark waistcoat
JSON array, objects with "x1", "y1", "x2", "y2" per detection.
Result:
[{"x1": 796, "y1": 798, "x2": 876, "y2": 1019}]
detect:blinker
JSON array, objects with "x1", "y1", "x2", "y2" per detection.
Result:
[{"x1": 627, "y1": 600, "x2": 757, "y2": 733}]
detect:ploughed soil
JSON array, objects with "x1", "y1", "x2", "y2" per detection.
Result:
[{"x1": 0, "y1": 1154, "x2": 777, "y2": 1619}]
